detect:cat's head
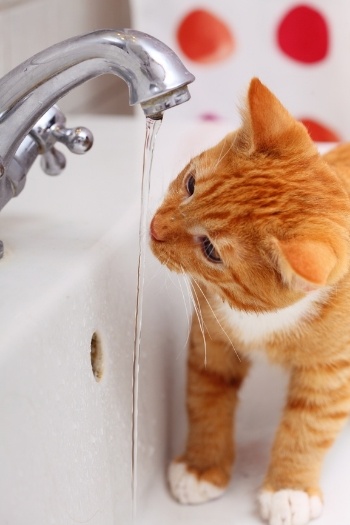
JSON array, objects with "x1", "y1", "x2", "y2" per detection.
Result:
[{"x1": 150, "y1": 78, "x2": 350, "y2": 311}]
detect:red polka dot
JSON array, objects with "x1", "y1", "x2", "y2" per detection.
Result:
[
  {"x1": 300, "y1": 118, "x2": 340, "y2": 142},
  {"x1": 177, "y1": 9, "x2": 235, "y2": 64},
  {"x1": 277, "y1": 5, "x2": 329, "y2": 64}
]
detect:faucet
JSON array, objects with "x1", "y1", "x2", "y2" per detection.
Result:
[{"x1": 0, "y1": 28, "x2": 195, "y2": 256}]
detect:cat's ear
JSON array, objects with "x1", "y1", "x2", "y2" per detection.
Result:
[
  {"x1": 241, "y1": 78, "x2": 316, "y2": 154},
  {"x1": 272, "y1": 238, "x2": 346, "y2": 292}
]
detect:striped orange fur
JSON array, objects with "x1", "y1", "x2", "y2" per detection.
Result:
[{"x1": 150, "y1": 79, "x2": 350, "y2": 524}]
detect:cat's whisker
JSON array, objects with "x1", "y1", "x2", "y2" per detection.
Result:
[
  {"x1": 212, "y1": 141, "x2": 226, "y2": 171},
  {"x1": 149, "y1": 273, "x2": 174, "y2": 305},
  {"x1": 212, "y1": 138, "x2": 235, "y2": 171},
  {"x1": 147, "y1": 261, "x2": 192, "y2": 356},
  {"x1": 149, "y1": 261, "x2": 190, "y2": 302},
  {"x1": 146, "y1": 265, "x2": 159, "y2": 283},
  {"x1": 188, "y1": 279, "x2": 212, "y2": 342},
  {"x1": 175, "y1": 273, "x2": 192, "y2": 352},
  {"x1": 181, "y1": 268, "x2": 208, "y2": 367},
  {"x1": 187, "y1": 281, "x2": 210, "y2": 367},
  {"x1": 191, "y1": 275, "x2": 241, "y2": 362},
  {"x1": 166, "y1": 267, "x2": 189, "y2": 307}
]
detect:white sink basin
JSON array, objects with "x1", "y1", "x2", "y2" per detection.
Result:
[{"x1": 0, "y1": 115, "x2": 349, "y2": 525}]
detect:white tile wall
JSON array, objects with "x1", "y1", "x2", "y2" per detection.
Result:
[
  {"x1": 0, "y1": 11, "x2": 7, "y2": 79},
  {"x1": 0, "y1": 0, "x2": 132, "y2": 114}
]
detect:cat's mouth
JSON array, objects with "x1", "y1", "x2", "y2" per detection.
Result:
[
  {"x1": 149, "y1": 215, "x2": 188, "y2": 272},
  {"x1": 150, "y1": 234, "x2": 193, "y2": 277},
  {"x1": 150, "y1": 243, "x2": 183, "y2": 273}
]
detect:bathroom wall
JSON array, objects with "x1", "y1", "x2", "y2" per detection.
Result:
[
  {"x1": 133, "y1": 0, "x2": 350, "y2": 141},
  {"x1": 0, "y1": 0, "x2": 132, "y2": 114}
]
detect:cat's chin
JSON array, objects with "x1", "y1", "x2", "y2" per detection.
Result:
[{"x1": 149, "y1": 242, "x2": 182, "y2": 273}]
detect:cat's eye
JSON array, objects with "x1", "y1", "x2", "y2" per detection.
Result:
[
  {"x1": 185, "y1": 173, "x2": 195, "y2": 196},
  {"x1": 201, "y1": 237, "x2": 222, "y2": 263}
]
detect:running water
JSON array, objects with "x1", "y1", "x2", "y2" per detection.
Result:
[{"x1": 132, "y1": 115, "x2": 162, "y2": 520}]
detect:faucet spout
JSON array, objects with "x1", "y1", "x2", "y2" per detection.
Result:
[{"x1": 0, "y1": 29, "x2": 195, "y2": 173}]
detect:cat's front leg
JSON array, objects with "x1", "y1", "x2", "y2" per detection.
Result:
[
  {"x1": 169, "y1": 311, "x2": 250, "y2": 504},
  {"x1": 259, "y1": 363, "x2": 350, "y2": 525}
]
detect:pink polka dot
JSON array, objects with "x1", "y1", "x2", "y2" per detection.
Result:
[
  {"x1": 277, "y1": 5, "x2": 329, "y2": 64},
  {"x1": 176, "y1": 9, "x2": 235, "y2": 64},
  {"x1": 299, "y1": 118, "x2": 340, "y2": 142},
  {"x1": 200, "y1": 113, "x2": 222, "y2": 121}
]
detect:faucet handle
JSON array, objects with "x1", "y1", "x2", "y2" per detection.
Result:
[
  {"x1": 28, "y1": 107, "x2": 94, "y2": 176},
  {"x1": 51, "y1": 124, "x2": 93, "y2": 155},
  {"x1": 40, "y1": 122, "x2": 94, "y2": 175},
  {"x1": 40, "y1": 146, "x2": 66, "y2": 176}
]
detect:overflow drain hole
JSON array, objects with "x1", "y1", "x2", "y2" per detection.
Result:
[{"x1": 90, "y1": 332, "x2": 104, "y2": 382}]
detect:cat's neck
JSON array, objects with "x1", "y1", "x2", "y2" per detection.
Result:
[{"x1": 219, "y1": 287, "x2": 331, "y2": 347}]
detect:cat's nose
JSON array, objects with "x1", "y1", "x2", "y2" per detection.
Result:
[{"x1": 150, "y1": 216, "x2": 165, "y2": 241}]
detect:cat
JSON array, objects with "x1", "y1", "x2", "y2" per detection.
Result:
[{"x1": 149, "y1": 78, "x2": 350, "y2": 525}]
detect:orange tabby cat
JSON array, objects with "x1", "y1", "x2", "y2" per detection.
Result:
[{"x1": 149, "y1": 78, "x2": 350, "y2": 525}]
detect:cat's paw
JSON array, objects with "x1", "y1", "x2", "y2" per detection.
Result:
[
  {"x1": 258, "y1": 489, "x2": 323, "y2": 525},
  {"x1": 168, "y1": 461, "x2": 227, "y2": 504}
]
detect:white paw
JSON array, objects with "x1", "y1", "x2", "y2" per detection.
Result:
[
  {"x1": 258, "y1": 489, "x2": 323, "y2": 525},
  {"x1": 168, "y1": 461, "x2": 226, "y2": 504}
]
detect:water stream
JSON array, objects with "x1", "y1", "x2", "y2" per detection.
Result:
[{"x1": 131, "y1": 115, "x2": 162, "y2": 521}]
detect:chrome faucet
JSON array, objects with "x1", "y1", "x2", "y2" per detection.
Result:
[{"x1": 0, "y1": 28, "x2": 195, "y2": 255}]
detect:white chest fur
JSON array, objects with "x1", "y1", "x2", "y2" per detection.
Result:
[{"x1": 220, "y1": 288, "x2": 330, "y2": 346}]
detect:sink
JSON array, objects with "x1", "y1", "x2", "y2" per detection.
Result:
[{"x1": 0, "y1": 115, "x2": 349, "y2": 525}]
